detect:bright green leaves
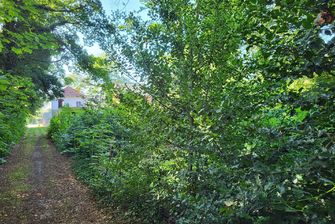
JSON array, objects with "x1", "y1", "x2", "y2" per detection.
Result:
[
  {"x1": 288, "y1": 75, "x2": 316, "y2": 92},
  {"x1": 0, "y1": 0, "x2": 22, "y2": 23},
  {"x1": 293, "y1": 107, "x2": 308, "y2": 123},
  {"x1": 0, "y1": 42, "x2": 3, "y2": 53},
  {"x1": 7, "y1": 31, "x2": 57, "y2": 55},
  {"x1": 0, "y1": 75, "x2": 9, "y2": 91},
  {"x1": 0, "y1": 73, "x2": 39, "y2": 159},
  {"x1": 260, "y1": 105, "x2": 309, "y2": 128},
  {"x1": 11, "y1": 47, "x2": 24, "y2": 55}
]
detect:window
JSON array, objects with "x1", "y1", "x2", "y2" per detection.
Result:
[
  {"x1": 76, "y1": 101, "x2": 83, "y2": 107},
  {"x1": 58, "y1": 99, "x2": 64, "y2": 108}
]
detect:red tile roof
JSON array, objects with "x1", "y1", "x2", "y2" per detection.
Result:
[{"x1": 63, "y1": 86, "x2": 83, "y2": 98}]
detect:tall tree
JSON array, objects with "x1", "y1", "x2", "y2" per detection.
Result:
[
  {"x1": 0, "y1": 0, "x2": 111, "y2": 100},
  {"x1": 106, "y1": 0, "x2": 335, "y2": 222}
]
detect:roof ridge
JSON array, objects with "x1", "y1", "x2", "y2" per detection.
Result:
[{"x1": 63, "y1": 86, "x2": 83, "y2": 98}]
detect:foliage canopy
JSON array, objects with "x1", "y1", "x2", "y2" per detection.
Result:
[
  {"x1": 0, "y1": 0, "x2": 109, "y2": 157},
  {"x1": 2, "y1": 0, "x2": 335, "y2": 222}
]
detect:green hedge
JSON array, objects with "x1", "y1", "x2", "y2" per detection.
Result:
[
  {"x1": 49, "y1": 92, "x2": 335, "y2": 223},
  {"x1": 0, "y1": 73, "x2": 38, "y2": 163}
]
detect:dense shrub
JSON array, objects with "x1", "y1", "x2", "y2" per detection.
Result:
[
  {"x1": 48, "y1": 107, "x2": 84, "y2": 150},
  {"x1": 49, "y1": 88, "x2": 335, "y2": 223},
  {"x1": 0, "y1": 73, "x2": 39, "y2": 163}
]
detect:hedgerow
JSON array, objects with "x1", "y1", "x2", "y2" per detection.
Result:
[
  {"x1": 49, "y1": 88, "x2": 335, "y2": 223},
  {"x1": 0, "y1": 73, "x2": 39, "y2": 163}
]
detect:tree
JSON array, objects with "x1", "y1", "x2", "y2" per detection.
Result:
[
  {"x1": 103, "y1": 0, "x2": 335, "y2": 222},
  {"x1": 0, "y1": 0, "x2": 111, "y2": 100}
]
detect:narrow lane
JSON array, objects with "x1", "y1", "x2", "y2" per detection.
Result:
[{"x1": 0, "y1": 128, "x2": 114, "y2": 224}]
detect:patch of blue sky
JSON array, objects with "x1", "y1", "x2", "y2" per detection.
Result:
[
  {"x1": 85, "y1": 0, "x2": 149, "y2": 56},
  {"x1": 101, "y1": 0, "x2": 148, "y2": 16},
  {"x1": 72, "y1": 0, "x2": 149, "y2": 84}
]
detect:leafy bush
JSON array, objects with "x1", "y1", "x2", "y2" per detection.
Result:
[
  {"x1": 49, "y1": 85, "x2": 335, "y2": 223},
  {"x1": 48, "y1": 107, "x2": 84, "y2": 152},
  {"x1": 0, "y1": 73, "x2": 39, "y2": 161}
]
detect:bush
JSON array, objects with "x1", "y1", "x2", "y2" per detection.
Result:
[
  {"x1": 49, "y1": 90, "x2": 335, "y2": 223},
  {"x1": 0, "y1": 73, "x2": 39, "y2": 161},
  {"x1": 48, "y1": 107, "x2": 84, "y2": 152}
]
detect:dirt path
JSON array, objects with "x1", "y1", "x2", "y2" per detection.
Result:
[{"x1": 0, "y1": 128, "x2": 120, "y2": 224}]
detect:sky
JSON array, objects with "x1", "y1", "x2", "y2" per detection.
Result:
[
  {"x1": 100, "y1": 0, "x2": 146, "y2": 15},
  {"x1": 85, "y1": 0, "x2": 148, "y2": 55}
]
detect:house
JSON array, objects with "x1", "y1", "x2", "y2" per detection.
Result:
[{"x1": 51, "y1": 86, "x2": 86, "y2": 115}]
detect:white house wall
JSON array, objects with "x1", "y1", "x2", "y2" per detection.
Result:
[
  {"x1": 51, "y1": 98, "x2": 86, "y2": 112},
  {"x1": 51, "y1": 100, "x2": 59, "y2": 111},
  {"x1": 62, "y1": 97, "x2": 86, "y2": 108}
]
